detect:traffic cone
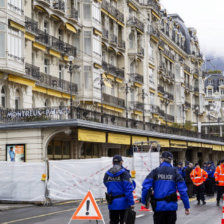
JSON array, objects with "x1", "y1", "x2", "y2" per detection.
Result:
[
  {"x1": 139, "y1": 205, "x2": 151, "y2": 212},
  {"x1": 133, "y1": 190, "x2": 140, "y2": 203}
]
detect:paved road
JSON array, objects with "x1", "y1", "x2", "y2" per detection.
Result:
[{"x1": 0, "y1": 197, "x2": 222, "y2": 224}]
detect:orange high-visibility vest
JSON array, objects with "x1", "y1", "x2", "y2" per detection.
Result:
[
  {"x1": 190, "y1": 168, "x2": 208, "y2": 186},
  {"x1": 214, "y1": 165, "x2": 224, "y2": 186}
]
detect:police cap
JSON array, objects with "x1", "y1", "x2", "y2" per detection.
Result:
[
  {"x1": 161, "y1": 151, "x2": 173, "y2": 160},
  {"x1": 113, "y1": 155, "x2": 123, "y2": 163},
  {"x1": 178, "y1": 162, "x2": 183, "y2": 166}
]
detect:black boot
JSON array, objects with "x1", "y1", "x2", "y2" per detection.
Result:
[
  {"x1": 203, "y1": 201, "x2": 206, "y2": 205},
  {"x1": 197, "y1": 200, "x2": 200, "y2": 205},
  {"x1": 217, "y1": 201, "x2": 220, "y2": 206}
]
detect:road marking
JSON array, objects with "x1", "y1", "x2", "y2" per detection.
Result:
[
  {"x1": 2, "y1": 208, "x2": 77, "y2": 223},
  {"x1": 136, "y1": 214, "x2": 145, "y2": 218}
]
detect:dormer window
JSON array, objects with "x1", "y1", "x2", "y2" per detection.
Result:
[
  {"x1": 208, "y1": 79, "x2": 213, "y2": 85},
  {"x1": 219, "y1": 79, "x2": 224, "y2": 85}
]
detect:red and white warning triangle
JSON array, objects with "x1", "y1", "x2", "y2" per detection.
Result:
[{"x1": 68, "y1": 191, "x2": 105, "y2": 223}]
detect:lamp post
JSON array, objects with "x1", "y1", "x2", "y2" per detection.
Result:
[
  {"x1": 182, "y1": 104, "x2": 185, "y2": 128},
  {"x1": 163, "y1": 93, "x2": 169, "y2": 128},
  {"x1": 68, "y1": 56, "x2": 74, "y2": 119},
  {"x1": 195, "y1": 105, "x2": 199, "y2": 133},
  {"x1": 125, "y1": 82, "x2": 129, "y2": 127},
  {"x1": 141, "y1": 89, "x2": 146, "y2": 130},
  {"x1": 100, "y1": 73, "x2": 104, "y2": 123}
]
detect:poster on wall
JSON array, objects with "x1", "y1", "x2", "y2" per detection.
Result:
[{"x1": 6, "y1": 144, "x2": 25, "y2": 162}]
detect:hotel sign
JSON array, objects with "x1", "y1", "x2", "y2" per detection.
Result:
[{"x1": 6, "y1": 108, "x2": 70, "y2": 119}]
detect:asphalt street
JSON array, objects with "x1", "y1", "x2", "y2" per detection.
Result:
[{"x1": 0, "y1": 197, "x2": 222, "y2": 224}]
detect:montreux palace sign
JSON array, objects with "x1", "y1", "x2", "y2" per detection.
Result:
[{"x1": 6, "y1": 108, "x2": 70, "y2": 119}]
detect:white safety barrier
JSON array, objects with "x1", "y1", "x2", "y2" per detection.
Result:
[
  {"x1": 48, "y1": 157, "x2": 133, "y2": 201},
  {"x1": 0, "y1": 162, "x2": 46, "y2": 202}
]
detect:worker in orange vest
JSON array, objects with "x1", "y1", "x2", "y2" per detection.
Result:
[
  {"x1": 190, "y1": 163, "x2": 208, "y2": 205},
  {"x1": 214, "y1": 160, "x2": 224, "y2": 206}
]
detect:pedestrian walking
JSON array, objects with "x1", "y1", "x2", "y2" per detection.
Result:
[
  {"x1": 214, "y1": 160, "x2": 224, "y2": 206},
  {"x1": 141, "y1": 151, "x2": 190, "y2": 224},
  {"x1": 185, "y1": 163, "x2": 194, "y2": 198},
  {"x1": 190, "y1": 163, "x2": 208, "y2": 205},
  {"x1": 104, "y1": 155, "x2": 135, "y2": 224}
]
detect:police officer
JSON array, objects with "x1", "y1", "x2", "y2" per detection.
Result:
[
  {"x1": 176, "y1": 162, "x2": 184, "y2": 178},
  {"x1": 205, "y1": 161, "x2": 215, "y2": 196},
  {"x1": 214, "y1": 160, "x2": 224, "y2": 206},
  {"x1": 104, "y1": 155, "x2": 134, "y2": 224},
  {"x1": 141, "y1": 151, "x2": 190, "y2": 224}
]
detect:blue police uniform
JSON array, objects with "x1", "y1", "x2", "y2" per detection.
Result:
[
  {"x1": 104, "y1": 155, "x2": 134, "y2": 224},
  {"x1": 142, "y1": 158, "x2": 190, "y2": 224},
  {"x1": 177, "y1": 167, "x2": 184, "y2": 178},
  {"x1": 205, "y1": 162, "x2": 215, "y2": 196}
]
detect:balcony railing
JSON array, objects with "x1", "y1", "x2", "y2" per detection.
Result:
[
  {"x1": 184, "y1": 64, "x2": 191, "y2": 73},
  {"x1": 52, "y1": 36, "x2": 64, "y2": 52},
  {"x1": 163, "y1": 49, "x2": 175, "y2": 61},
  {"x1": 127, "y1": 16, "x2": 144, "y2": 32},
  {"x1": 185, "y1": 101, "x2": 191, "y2": 108},
  {"x1": 52, "y1": 0, "x2": 65, "y2": 13},
  {"x1": 147, "y1": 0, "x2": 160, "y2": 12},
  {"x1": 102, "y1": 61, "x2": 124, "y2": 79},
  {"x1": 166, "y1": 114, "x2": 175, "y2": 122},
  {"x1": 118, "y1": 40, "x2": 125, "y2": 49},
  {"x1": 25, "y1": 17, "x2": 38, "y2": 34},
  {"x1": 158, "y1": 85, "x2": 164, "y2": 93},
  {"x1": 116, "y1": 67, "x2": 125, "y2": 79},
  {"x1": 185, "y1": 82, "x2": 193, "y2": 91},
  {"x1": 158, "y1": 108, "x2": 165, "y2": 117},
  {"x1": 69, "y1": 8, "x2": 78, "y2": 20},
  {"x1": 130, "y1": 101, "x2": 144, "y2": 111},
  {"x1": 36, "y1": 29, "x2": 51, "y2": 46},
  {"x1": 103, "y1": 93, "x2": 125, "y2": 108},
  {"x1": 2, "y1": 106, "x2": 224, "y2": 142},
  {"x1": 164, "y1": 91, "x2": 174, "y2": 101},
  {"x1": 130, "y1": 73, "x2": 144, "y2": 84},
  {"x1": 149, "y1": 26, "x2": 159, "y2": 38},
  {"x1": 25, "y1": 63, "x2": 77, "y2": 94}
]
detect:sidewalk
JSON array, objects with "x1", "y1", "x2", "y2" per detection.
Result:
[{"x1": 0, "y1": 203, "x2": 34, "y2": 211}]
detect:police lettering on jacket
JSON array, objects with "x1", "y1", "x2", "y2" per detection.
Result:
[{"x1": 157, "y1": 174, "x2": 173, "y2": 180}]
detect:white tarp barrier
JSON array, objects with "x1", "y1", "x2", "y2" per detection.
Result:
[
  {"x1": 133, "y1": 152, "x2": 160, "y2": 197},
  {"x1": 0, "y1": 162, "x2": 46, "y2": 202},
  {"x1": 48, "y1": 157, "x2": 133, "y2": 201}
]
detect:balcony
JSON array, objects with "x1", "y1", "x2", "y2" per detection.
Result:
[
  {"x1": 166, "y1": 71, "x2": 175, "y2": 80},
  {"x1": 150, "y1": 105, "x2": 158, "y2": 114},
  {"x1": 36, "y1": 29, "x2": 50, "y2": 46},
  {"x1": 185, "y1": 101, "x2": 191, "y2": 108},
  {"x1": 102, "y1": 29, "x2": 109, "y2": 39},
  {"x1": 194, "y1": 87, "x2": 199, "y2": 92},
  {"x1": 149, "y1": 26, "x2": 159, "y2": 38},
  {"x1": 52, "y1": 0, "x2": 65, "y2": 13},
  {"x1": 127, "y1": 16, "x2": 144, "y2": 33},
  {"x1": 159, "y1": 40, "x2": 165, "y2": 49},
  {"x1": 25, "y1": 17, "x2": 38, "y2": 35},
  {"x1": 166, "y1": 114, "x2": 175, "y2": 122},
  {"x1": 163, "y1": 49, "x2": 175, "y2": 61},
  {"x1": 164, "y1": 91, "x2": 174, "y2": 101},
  {"x1": 103, "y1": 93, "x2": 125, "y2": 108},
  {"x1": 158, "y1": 108, "x2": 165, "y2": 117},
  {"x1": 147, "y1": 0, "x2": 160, "y2": 13},
  {"x1": 51, "y1": 36, "x2": 64, "y2": 52},
  {"x1": 158, "y1": 85, "x2": 164, "y2": 93},
  {"x1": 102, "y1": 61, "x2": 124, "y2": 79},
  {"x1": 109, "y1": 34, "x2": 118, "y2": 45},
  {"x1": 118, "y1": 40, "x2": 125, "y2": 50},
  {"x1": 130, "y1": 73, "x2": 144, "y2": 84},
  {"x1": 130, "y1": 101, "x2": 144, "y2": 111},
  {"x1": 25, "y1": 63, "x2": 77, "y2": 94},
  {"x1": 185, "y1": 82, "x2": 193, "y2": 91},
  {"x1": 69, "y1": 8, "x2": 78, "y2": 20},
  {"x1": 36, "y1": 0, "x2": 50, "y2": 5},
  {"x1": 137, "y1": 47, "x2": 144, "y2": 57}
]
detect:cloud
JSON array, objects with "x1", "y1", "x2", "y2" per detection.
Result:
[{"x1": 160, "y1": 0, "x2": 224, "y2": 57}]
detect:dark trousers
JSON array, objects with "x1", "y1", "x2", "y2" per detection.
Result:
[
  {"x1": 109, "y1": 210, "x2": 126, "y2": 224},
  {"x1": 186, "y1": 182, "x2": 194, "y2": 197},
  {"x1": 153, "y1": 211, "x2": 177, "y2": 224},
  {"x1": 217, "y1": 186, "x2": 224, "y2": 202},
  {"x1": 195, "y1": 184, "x2": 205, "y2": 202},
  {"x1": 205, "y1": 179, "x2": 215, "y2": 195}
]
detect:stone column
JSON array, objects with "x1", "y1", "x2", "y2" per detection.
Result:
[
  {"x1": 178, "y1": 150, "x2": 186, "y2": 165},
  {"x1": 202, "y1": 149, "x2": 210, "y2": 163},
  {"x1": 191, "y1": 149, "x2": 198, "y2": 164}
]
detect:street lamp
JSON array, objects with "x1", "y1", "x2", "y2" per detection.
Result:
[
  {"x1": 68, "y1": 55, "x2": 74, "y2": 119},
  {"x1": 163, "y1": 93, "x2": 169, "y2": 128},
  {"x1": 182, "y1": 104, "x2": 185, "y2": 128},
  {"x1": 195, "y1": 105, "x2": 199, "y2": 133},
  {"x1": 141, "y1": 89, "x2": 147, "y2": 130}
]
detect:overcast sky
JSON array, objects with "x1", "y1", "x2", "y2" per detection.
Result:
[{"x1": 160, "y1": 0, "x2": 224, "y2": 58}]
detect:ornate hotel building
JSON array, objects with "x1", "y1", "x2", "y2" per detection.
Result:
[{"x1": 0, "y1": 0, "x2": 223, "y2": 164}]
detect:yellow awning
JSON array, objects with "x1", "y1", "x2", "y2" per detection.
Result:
[
  {"x1": 133, "y1": 110, "x2": 143, "y2": 116},
  {"x1": 188, "y1": 142, "x2": 201, "y2": 147},
  {"x1": 116, "y1": 78, "x2": 123, "y2": 83},
  {"x1": 149, "y1": 88, "x2": 155, "y2": 94},
  {"x1": 202, "y1": 143, "x2": 212, "y2": 148},
  {"x1": 132, "y1": 136, "x2": 147, "y2": 144},
  {"x1": 93, "y1": 28, "x2": 102, "y2": 37},
  {"x1": 47, "y1": 89, "x2": 62, "y2": 98},
  {"x1": 213, "y1": 145, "x2": 222, "y2": 151},
  {"x1": 9, "y1": 20, "x2": 25, "y2": 32},
  {"x1": 149, "y1": 137, "x2": 170, "y2": 148},
  {"x1": 78, "y1": 129, "x2": 106, "y2": 143},
  {"x1": 25, "y1": 32, "x2": 35, "y2": 41},
  {"x1": 32, "y1": 86, "x2": 47, "y2": 94},
  {"x1": 65, "y1": 23, "x2": 77, "y2": 34},
  {"x1": 49, "y1": 49, "x2": 61, "y2": 58},
  {"x1": 152, "y1": 10, "x2": 161, "y2": 20},
  {"x1": 108, "y1": 133, "x2": 131, "y2": 145},
  {"x1": 134, "y1": 82, "x2": 142, "y2": 88},
  {"x1": 33, "y1": 42, "x2": 46, "y2": 52},
  {"x1": 170, "y1": 140, "x2": 187, "y2": 148},
  {"x1": 128, "y1": 2, "x2": 138, "y2": 11},
  {"x1": 94, "y1": 63, "x2": 102, "y2": 69},
  {"x1": 103, "y1": 79, "x2": 112, "y2": 88},
  {"x1": 106, "y1": 74, "x2": 115, "y2": 80},
  {"x1": 97, "y1": 103, "x2": 124, "y2": 113},
  {"x1": 8, "y1": 75, "x2": 35, "y2": 87},
  {"x1": 149, "y1": 63, "x2": 155, "y2": 69}
]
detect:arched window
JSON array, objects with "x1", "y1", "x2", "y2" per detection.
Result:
[
  {"x1": 129, "y1": 32, "x2": 135, "y2": 49},
  {"x1": 15, "y1": 89, "x2": 20, "y2": 110},
  {"x1": 1, "y1": 86, "x2": 6, "y2": 108}
]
